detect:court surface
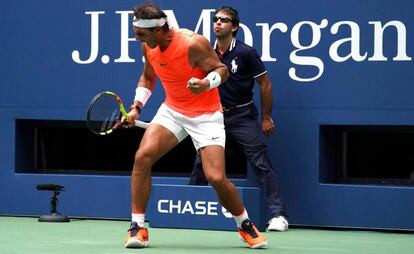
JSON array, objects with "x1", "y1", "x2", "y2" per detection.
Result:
[{"x1": 1, "y1": 216, "x2": 413, "y2": 254}]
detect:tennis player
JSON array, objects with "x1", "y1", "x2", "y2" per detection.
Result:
[{"x1": 123, "y1": 3, "x2": 267, "y2": 249}]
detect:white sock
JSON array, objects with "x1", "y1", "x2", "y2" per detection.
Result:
[
  {"x1": 131, "y1": 213, "x2": 145, "y2": 227},
  {"x1": 233, "y1": 209, "x2": 249, "y2": 228}
]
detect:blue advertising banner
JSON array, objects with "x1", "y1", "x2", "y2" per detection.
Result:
[
  {"x1": 149, "y1": 185, "x2": 265, "y2": 231},
  {"x1": 1, "y1": 0, "x2": 413, "y2": 112}
]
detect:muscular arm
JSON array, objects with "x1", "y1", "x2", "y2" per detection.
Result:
[
  {"x1": 127, "y1": 45, "x2": 158, "y2": 123},
  {"x1": 138, "y1": 45, "x2": 157, "y2": 91},
  {"x1": 255, "y1": 73, "x2": 275, "y2": 137},
  {"x1": 132, "y1": 45, "x2": 157, "y2": 107},
  {"x1": 187, "y1": 35, "x2": 229, "y2": 94}
]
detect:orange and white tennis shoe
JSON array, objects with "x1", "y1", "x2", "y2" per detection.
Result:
[
  {"x1": 238, "y1": 219, "x2": 267, "y2": 248},
  {"x1": 125, "y1": 222, "x2": 149, "y2": 248}
]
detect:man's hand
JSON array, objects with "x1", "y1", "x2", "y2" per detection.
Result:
[
  {"x1": 121, "y1": 109, "x2": 140, "y2": 128},
  {"x1": 187, "y1": 78, "x2": 210, "y2": 94},
  {"x1": 262, "y1": 118, "x2": 275, "y2": 137}
]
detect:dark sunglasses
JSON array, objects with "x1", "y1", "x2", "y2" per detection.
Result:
[{"x1": 213, "y1": 16, "x2": 232, "y2": 23}]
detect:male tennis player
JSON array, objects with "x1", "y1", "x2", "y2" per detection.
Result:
[
  {"x1": 123, "y1": 3, "x2": 267, "y2": 249},
  {"x1": 189, "y1": 6, "x2": 289, "y2": 232}
]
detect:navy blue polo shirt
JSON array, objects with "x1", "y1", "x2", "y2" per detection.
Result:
[{"x1": 215, "y1": 39, "x2": 267, "y2": 106}]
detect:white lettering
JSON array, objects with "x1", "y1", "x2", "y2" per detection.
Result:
[
  {"x1": 330, "y1": 21, "x2": 368, "y2": 62},
  {"x1": 289, "y1": 19, "x2": 328, "y2": 82},
  {"x1": 72, "y1": 10, "x2": 413, "y2": 83},
  {"x1": 207, "y1": 202, "x2": 218, "y2": 215},
  {"x1": 164, "y1": 10, "x2": 180, "y2": 29},
  {"x1": 369, "y1": 21, "x2": 412, "y2": 61},
  {"x1": 239, "y1": 23, "x2": 253, "y2": 47},
  {"x1": 181, "y1": 201, "x2": 195, "y2": 214},
  {"x1": 114, "y1": 11, "x2": 135, "y2": 63},
  {"x1": 169, "y1": 200, "x2": 181, "y2": 214},
  {"x1": 194, "y1": 9, "x2": 215, "y2": 41},
  {"x1": 257, "y1": 22, "x2": 288, "y2": 61},
  {"x1": 72, "y1": 11, "x2": 105, "y2": 64},
  {"x1": 158, "y1": 199, "x2": 169, "y2": 213},
  {"x1": 156, "y1": 199, "x2": 221, "y2": 216},
  {"x1": 195, "y1": 201, "x2": 207, "y2": 215}
]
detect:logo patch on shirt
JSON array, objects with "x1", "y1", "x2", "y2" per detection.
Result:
[{"x1": 231, "y1": 57, "x2": 238, "y2": 73}]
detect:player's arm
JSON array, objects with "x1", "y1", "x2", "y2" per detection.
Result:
[
  {"x1": 255, "y1": 73, "x2": 275, "y2": 137},
  {"x1": 187, "y1": 35, "x2": 229, "y2": 94},
  {"x1": 127, "y1": 45, "x2": 157, "y2": 125}
]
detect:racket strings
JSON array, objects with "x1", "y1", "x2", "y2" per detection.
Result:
[{"x1": 88, "y1": 93, "x2": 122, "y2": 134}]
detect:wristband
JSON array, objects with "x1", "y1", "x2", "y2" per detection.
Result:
[
  {"x1": 134, "y1": 86, "x2": 152, "y2": 106},
  {"x1": 205, "y1": 71, "x2": 221, "y2": 89}
]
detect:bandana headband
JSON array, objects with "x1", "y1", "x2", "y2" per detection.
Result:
[{"x1": 132, "y1": 17, "x2": 167, "y2": 28}]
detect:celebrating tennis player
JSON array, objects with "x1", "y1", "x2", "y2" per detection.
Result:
[{"x1": 123, "y1": 2, "x2": 267, "y2": 249}]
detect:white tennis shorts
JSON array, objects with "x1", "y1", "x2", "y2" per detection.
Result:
[{"x1": 151, "y1": 103, "x2": 225, "y2": 150}]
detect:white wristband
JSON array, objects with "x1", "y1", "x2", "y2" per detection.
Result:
[
  {"x1": 134, "y1": 87, "x2": 152, "y2": 106},
  {"x1": 205, "y1": 71, "x2": 221, "y2": 89}
]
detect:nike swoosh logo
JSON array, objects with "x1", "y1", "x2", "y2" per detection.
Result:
[
  {"x1": 160, "y1": 63, "x2": 167, "y2": 66},
  {"x1": 212, "y1": 137, "x2": 219, "y2": 140}
]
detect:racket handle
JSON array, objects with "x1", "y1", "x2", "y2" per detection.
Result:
[{"x1": 134, "y1": 120, "x2": 150, "y2": 129}]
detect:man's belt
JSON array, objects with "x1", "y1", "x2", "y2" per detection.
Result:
[{"x1": 222, "y1": 100, "x2": 253, "y2": 112}]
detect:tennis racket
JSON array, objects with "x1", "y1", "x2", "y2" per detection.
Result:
[{"x1": 86, "y1": 91, "x2": 150, "y2": 135}]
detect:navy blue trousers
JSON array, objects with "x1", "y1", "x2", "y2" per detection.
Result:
[{"x1": 189, "y1": 103, "x2": 287, "y2": 218}]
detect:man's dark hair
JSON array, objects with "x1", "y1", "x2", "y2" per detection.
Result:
[
  {"x1": 133, "y1": 3, "x2": 169, "y2": 31},
  {"x1": 214, "y1": 6, "x2": 240, "y2": 36}
]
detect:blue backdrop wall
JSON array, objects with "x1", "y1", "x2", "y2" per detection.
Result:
[{"x1": 1, "y1": 0, "x2": 413, "y2": 230}]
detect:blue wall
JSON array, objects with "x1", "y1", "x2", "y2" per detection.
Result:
[{"x1": 1, "y1": 0, "x2": 414, "y2": 230}]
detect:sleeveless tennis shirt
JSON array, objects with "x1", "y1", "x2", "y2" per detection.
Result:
[{"x1": 144, "y1": 29, "x2": 221, "y2": 117}]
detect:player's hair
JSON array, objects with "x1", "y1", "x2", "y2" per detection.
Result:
[
  {"x1": 133, "y1": 2, "x2": 169, "y2": 31},
  {"x1": 214, "y1": 6, "x2": 240, "y2": 37}
]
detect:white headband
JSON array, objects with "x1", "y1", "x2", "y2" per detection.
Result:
[{"x1": 132, "y1": 17, "x2": 167, "y2": 28}]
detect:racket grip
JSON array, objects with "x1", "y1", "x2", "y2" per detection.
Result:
[{"x1": 134, "y1": 120, "x2": 150, "y2": 129}]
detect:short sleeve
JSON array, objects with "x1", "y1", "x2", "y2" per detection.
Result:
[{"x1": 247, "y1": 48, "x2": 267, "y2": 78}]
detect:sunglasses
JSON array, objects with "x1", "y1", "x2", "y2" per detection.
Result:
[{"x1": 213, "y1": 16, "x2": 232, "y2": 23}]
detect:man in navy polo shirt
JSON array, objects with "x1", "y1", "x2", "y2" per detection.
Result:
[{"x1": 189, "y1": 6, "x2": 289, "y2": 231}]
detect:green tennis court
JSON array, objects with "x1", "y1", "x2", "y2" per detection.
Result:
[{"x1": 1, "y1": 216, "x2": 412, "y2": 254}]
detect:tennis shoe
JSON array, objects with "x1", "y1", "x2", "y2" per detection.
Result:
[
  {"x1": 268, "y1": 216, "x2": 289, "y2": 231},
  {"x1": 125, "y1": 222, "x2": 149, "y2": 248},
  {"x1": 238, "y1": 219, "x2": 267, "y2": 248}
]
